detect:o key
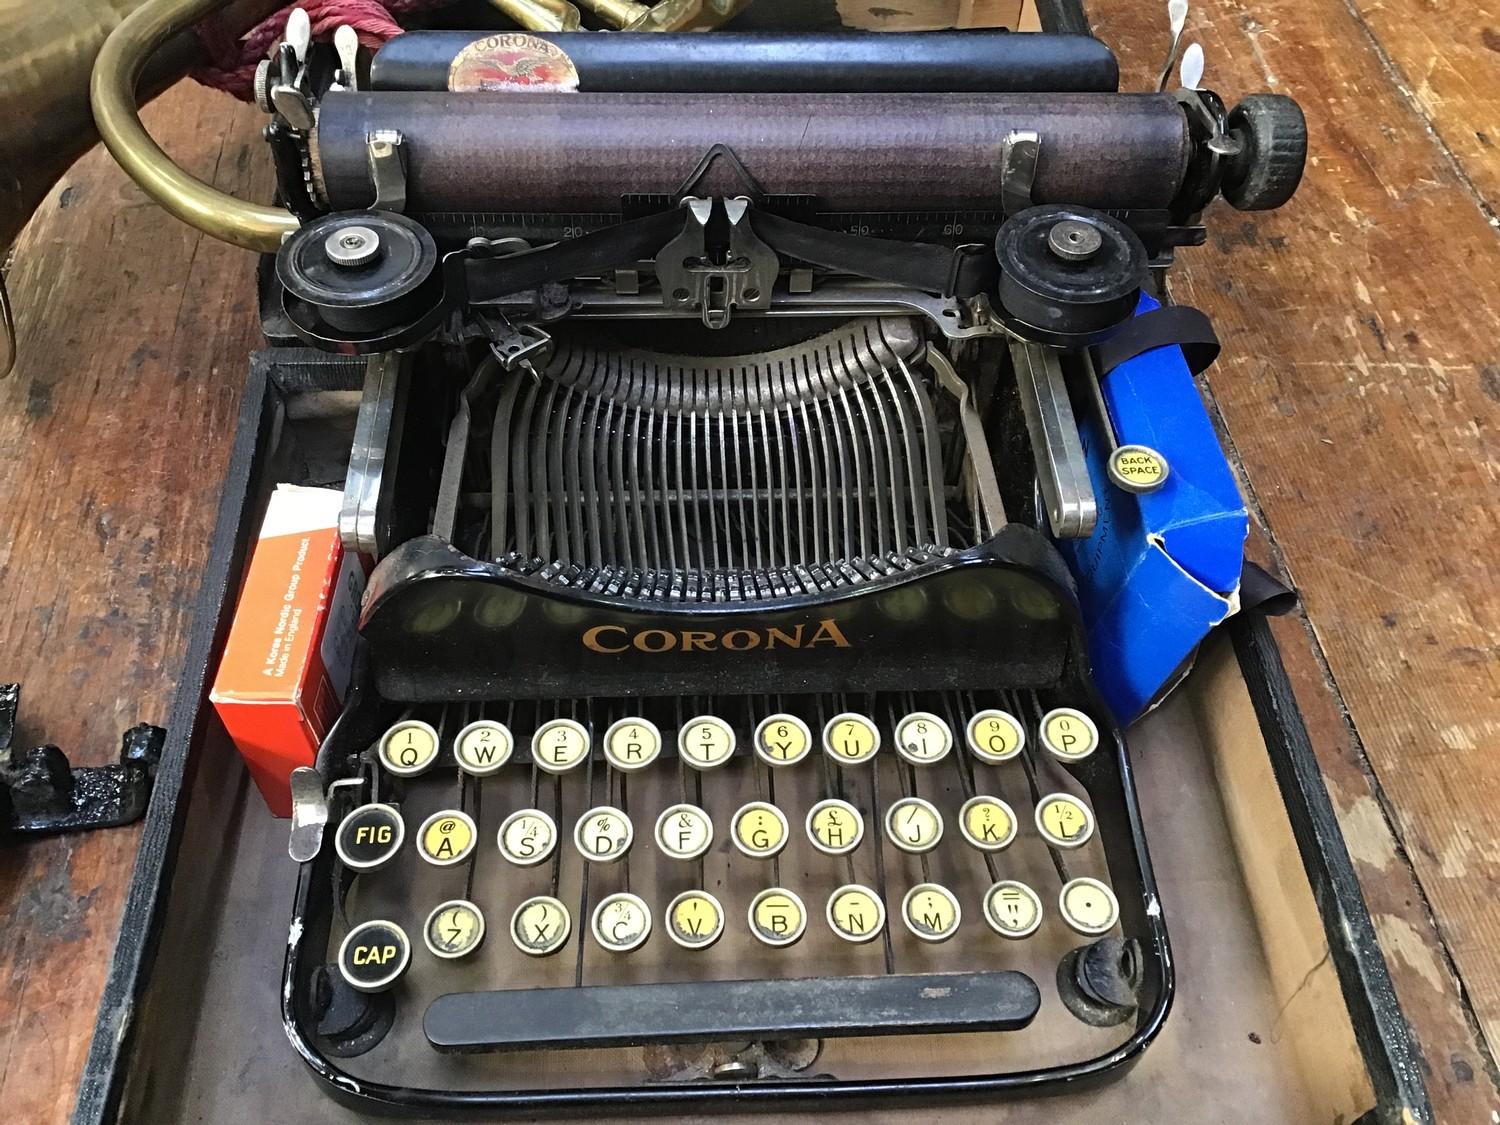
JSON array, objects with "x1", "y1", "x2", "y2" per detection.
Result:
[
  {"x1": 964, "y1": 709, "x2": 1024, "y2": 764},
  {"x1": 826, "y1": 884, "x2": 886, "y2": 944},
  {"x1": 884, "y1": 796, "x2": 944, "y2": 854},
  {"x1": 893, "y1": 711, "x2": 953, "y2": 765},
  {"x1": 1040, "y1": 707, "x2": 1100, "y2": 762},
  {"x1": 591, "y1": 892, "x2": 652, "y2": 953},
  {"x1": 1034, "y1": 793, "x2": 1096, "y2": 849},
  {"x1": 424, "y1": 899, "x2": 485, "y2": 959},
  {"x1": 679, "y1": 715, "x2": 736, "y2": 770},
  {"x1": 805, "y1": 798, "x2": 864, "y2": 856},
  {"x1": 654, "y1": 803, "x2": 714, "y2": 861},
  {"x1": 666, "y1": 890, "x2": 726, "y2": 950},
  {"x1": 821, "y1": 712, "x2": 880, "y2": 765},
  {"x1": 378, "y1": 720, "x2": 440, "y2": 777},
  {"x1": 901, "y1": 882, "x2": 962, "y2": 943},
  {"x1": 602, "y1": 716, "x2": 662, "y2": 772},
  {"x1": 416, "y1": 810, "x2": 477, "y2": 867},
  {"x1": 453, "y1": 719, "x2": 513, "y2": 777},
  {"x1": 574, "y1": 805, "x2": 633, "y2": 863},
  {"x1": 753, "y1": 713, "x2": 812, "y2": 767},
  {"x1": 958, "y1": 795, "x2": 1018, "y2": 852},
  {"x1": 510, "y1": 895, "x2": 571, "y2": 956},
  {"x1": 1060, "y1": 877, "x2": 1120, "y2": 936},
  {"x1": 338, "y1": 919, "x2": 411, "y2": 992},
  {"x1": 983, "y1": 880, "x2": 1044, "y2": 939},
  {"x1": 748, "y1": 888, "x2": 807, "y2": 947},
  {"x1": 497, "y1": 808, "x2": 558, "y2": 866},
  {"x1": 531, "y1": 718, "x2": 591, "y2": 774},
  {"x1": 731, "y1": 801, "x2": 789, "y2": 859},
  {"x1": 334, "y1": 802, "x2": 405, "y2": 872}
]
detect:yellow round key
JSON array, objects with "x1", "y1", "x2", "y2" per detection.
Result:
[
  {"x1": 454, "y1": 719, "x2": 513, "y2": 776},
  {"x1": 532, "y1": 717, "x2": 591, "y2": 774},
  {"x1": 822, "y1": 712, "x2": 880, "y2": 765},
  {"x1": 424, "y1": 899, "x2": 485, "y2": 959},
  {"x1": 591, "y1": 892, "x2": 652, "y2": 952},
  {"x1": 1060, "y1": 877, "x2": 1120, "y2": 936},
  {"x1": 1035, "y1": 793, "x2": 1095, "y2": 849},
  {"x1": 805, "y1": 798, "x2": 864, "y2": 856},
  {"x1": 748, "y1": 888, "x2": 807, "y2": 947},
  {"x1": 884, "y1": 796, "x2": 943, "y2": 853},
  {"x1": 678, "y1": 715, "x2": 736, "y2": 770},
  {"x1": 574, "y1": 805, "x2": 633, "y2": 863},
  {"x1": 1040, "y1": 707, "x2": 1100, "y2": 762},
  {"x1": 416, "y1": 810, "x2": 477, "y2": 866},
  {"x1": 894, "y1": 711, "x2": 953, "y2": 765},
  {"x1": 983, "y1": 880, "x2": 1043, "y2": 939},
  {"x1": 666, "y1": 890, "x2": 725, "y2": 950},
  {"x1": 959, "y1": 795, "x2": 1017, "y2": 852},
  {"x1": 654, "y1": 803, "x2": 714, "y2": 861},
  {"x1": 965, "y1": 709, "x2": 1024, "y2": 764},
  {"x1": 732, "y1": 801, "x2": 789, "y2": 859},
  {"x1": 603, "y1": 717, "x2": 662, "y2": 772},
  {"x1": 379, "y1": 719, "x2": 439, "y2": 777},
  {"x1": 753, "y1": 713, "x2": 812, "y2": 766},
  {"x1": 1108, "y1": 444, "x2": 1170, "y2": 493},
  {"x1": 901, "y1": 882, "x2": 961, "y2": 943},
  {"x1": 510, "y1": 894, "x2": 571, "y2": 956},
  {"x1": 497, "y1": 808, "x2": 557, "y2": 866},
  {"x1": 826, "y1": 884, "x2": 886, "y2": 944}
]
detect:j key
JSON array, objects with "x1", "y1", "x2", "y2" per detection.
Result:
[{"x1": 884, "y1": 796, "x2": 943, "y2": 853}]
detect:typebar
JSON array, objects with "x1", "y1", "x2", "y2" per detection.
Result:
[{"x1": 425, "y1": 971, "x2": 1041, "y2": 1052}]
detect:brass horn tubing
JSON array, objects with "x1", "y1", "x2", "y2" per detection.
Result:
[{"x1": 91, "y1": 0, "x2": 298, "y2": 252}]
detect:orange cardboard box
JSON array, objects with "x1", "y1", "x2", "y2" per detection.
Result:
[{"x1": 210, "y1": 485, "x2": 364, "y2": 816}]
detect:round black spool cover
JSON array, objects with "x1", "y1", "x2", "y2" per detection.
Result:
[
  {"x1": 277, "y1": 210, "x2": 439, "y2": 335},
  {"x1": 995, "y1": 205, "x2": 1147, "y2": 338}
]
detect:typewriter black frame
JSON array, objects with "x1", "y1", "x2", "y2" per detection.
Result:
[{"x1": 74, "y1": 1, "x2": 1430, "y2": 1122}]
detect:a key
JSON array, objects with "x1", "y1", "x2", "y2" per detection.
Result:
[
  {"x1": 416, "y1": 810, "x2": 477, "y2": 866},
  {"x1": 423, "y1": 899, "x2": 485, "y2": 959},
  {"x1": 884, "y1": 796, "x2": 943, "y2": 853},
  {"x1": 574, "y1": 805, "x2": 633, "y2": 863},
  {"x1": 654, "y1": 803, "x2": 713, "y2": 860},
  {"x1": 497, "y1": 808, "x2": 558, "y2": 866},
  {"x1": 752, "y1": 713, "x2": 812, "y2": 766},
  {"x1": 678, "y1": 715, "x2": 736, "y2": 770},
  {"x1": 825, "y1": 883, "x2": 886, "y2": 944},
  {"x1": 665, "y1": 890, "x2": 725, "y2": 950},
  {"x1": 591, "y1": 892, "x2": 652, "y2": 952},
  {"x1": 959, "y1": 795, "x2": 1018, "y2": 852},
  {"x1": 821, "y1": 712, "x2": 880, "y2": 765},
  {"x1": 1040, "y1": 707, "x2": 1100, "y2": 763},
  {"x1": 378, "y1": 719, "x2": 440, "y2": 776},
  {"x1": 333, "y1": 802, "x2": 404, "y2": 872},
  {"x1": 531, "y1": 717, "x2": 591, "y2": 774},
  {"x1": 983, "y1": 880, "x2": 1044, "y2": 939},
  {"x1": 454, "y1": 719, "x2": 513, "y2": 776},
  {"x1": 731, "y1": 801, "x2": 789, "y2": 859},
  {"x1": 602, "y1": 716, "x2": 662, "y2": 772},
  {"x1": 900, "y1": 882, "x2": 962, "y2": 943},
  {"x1": 964, "y1": 709, "x2": 1025, "y2": 764},
  {"x1": 747, "y1": 887, "x2": 807, "y2": 947},
  {"x1": 893, "y1": 711, "x2": 953, "y2": 765},
  {"x1": 1059, "y1": 877, "x2": 1120, "y2": 936},
  {"x1": 805, "y1": 797, "x2": 864, "y2": 856},
  {"x1": 338, "y1": 919, "x2": 410, "y2": 992},
  {"x1": 510, "y1": 894, "x2": 571, "y2": 956},
  {"x1": 1034, "y1": 792, "x2": 1096, "y2": 849}
]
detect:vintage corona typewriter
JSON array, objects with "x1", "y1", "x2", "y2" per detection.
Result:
[{"x1": 137, "y1": 9, "x2": 1310, "y2": 1116}]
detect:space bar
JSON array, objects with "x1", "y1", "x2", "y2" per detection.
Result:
[{"x1": 424, "y1": 971, "x2": 1041, "y2": 1052}]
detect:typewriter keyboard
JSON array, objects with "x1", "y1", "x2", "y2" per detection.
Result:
[{"x1": 315, "y1": 689, "x2": 1137, "y2": 1075}]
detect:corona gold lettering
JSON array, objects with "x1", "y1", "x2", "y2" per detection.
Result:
[{"x1": 581, "y1": 619, "x2": 853, "y2": 654}]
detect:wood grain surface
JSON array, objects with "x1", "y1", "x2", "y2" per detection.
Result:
[{"x1": 0, "y1": 3, "x2": 1494, "y2": 1122}]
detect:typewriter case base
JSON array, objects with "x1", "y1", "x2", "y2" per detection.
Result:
[{"x1": 68, "y1": 354, "x2": 1425, "y2": 1124}]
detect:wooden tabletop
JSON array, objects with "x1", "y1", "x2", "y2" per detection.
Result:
[{"x1": 0, "y1": 3, "x2": 1496, "y2": 1121}]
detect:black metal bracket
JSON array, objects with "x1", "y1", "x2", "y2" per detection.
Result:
[{"x1": 0, "y1": 683, "x2": 163, "y2": 837}]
